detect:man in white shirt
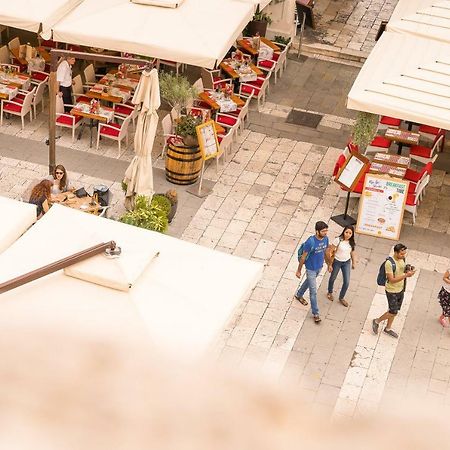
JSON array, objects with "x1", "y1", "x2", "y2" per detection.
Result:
[{"x1": 56, "y1": 57, "x2": 75, "y2": 112}]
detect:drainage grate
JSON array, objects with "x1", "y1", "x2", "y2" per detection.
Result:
[{"x1": 286, "y1": 109, "x2": 323, "y2": 128}]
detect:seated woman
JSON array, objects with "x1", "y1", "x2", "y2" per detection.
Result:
[
  {"x1": 29, "y1": 179, "x2": 53, "y2": 219},
  {"x1": 47, "y1": 165, "x2": 72, "y2": 195}
]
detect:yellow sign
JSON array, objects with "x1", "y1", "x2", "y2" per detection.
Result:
[{"x1": 196, "y1": 120, "x2": 220, "y2": 161}]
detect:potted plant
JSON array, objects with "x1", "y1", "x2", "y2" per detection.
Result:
[
  {"x1": 159, "y1": 72, "x2": 197, "y2": 119},
  {"x1": 175, "y1": 114, "x2": 202, "y2": 146},
  {"x1": 273, "y1": 35, "x2": 291, "y2": 46},
  {"x1": 246, "y1": 6, "x2": 272, "y2": 37},
  {"x1": 351, "y1": 112, "x2": 378, "y2": 152},
  {"x1": 164, "y1": 189, "x2": 178, "y2": 223},
  {"x1": 119, "y1": 194, "x2": 169, "y2": 233}
]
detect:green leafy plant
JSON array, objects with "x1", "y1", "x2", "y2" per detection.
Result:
[
  {"x1": 159, "y1": 72, "x2": 197, "y2": 118},
  {"x1": 119, "y1": 195, "x2": 168, "y2": 233},
  {"x1": 352, "y1": 112, "x2": 378, "y2": 149},
  {"x1": 274, "y1": 35, "x2": 291, "y2": 46},
  {"x1": 175, "y1": 114, "x2": 202, "y2": 138},
  {"x1": 152, "y1": 194, "x2": 172, "y2": 217},
  {"x1": 253, "y1": 7, "x2": 272, "y2": 24}
]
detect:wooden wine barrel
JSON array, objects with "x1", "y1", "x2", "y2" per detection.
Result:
[{"x1": 165, "y1": 142, "x2": 203, "y2": 185}]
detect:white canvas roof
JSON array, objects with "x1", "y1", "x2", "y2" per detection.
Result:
[
  {"x1": 0, "y1": 196, "x2": 36, "y2": 254},
  {"x1": 0, "y1": 205, "x2": 262, "y2": 359},
  {"x1": 347, "y1": 32, "x2": 450, "y2": 130},
  {"x1": 52, "y1": 0, "x2": 255, "y2": 69},
  {"x1": 238, "y1": 0, "x2": 272, "y2": 10},
  {"x1": 0, "y1": 0, "x2": 82, "y2": 38},
  {"x1": 387, "y1": 0, "x2": 450, "y2": 44}
]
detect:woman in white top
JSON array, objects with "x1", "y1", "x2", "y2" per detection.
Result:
[
  {"x1": 47, "y1": 164, "x2": 72, "y2": 196},
  {"x1": 326, "y1": 225, "x2": 356, "y2": 307},
  {"x1": 438, "y1": 268, "x2": 450, "y2": 327}
]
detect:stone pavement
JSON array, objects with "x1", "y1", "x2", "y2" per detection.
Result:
[{"x1": 302, "y1": 0, "x2": 399, "y2": 60}]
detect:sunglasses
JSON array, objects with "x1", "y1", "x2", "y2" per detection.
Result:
[{"x1": 55, "y1": 171, "x2": 64, "y2": 175}]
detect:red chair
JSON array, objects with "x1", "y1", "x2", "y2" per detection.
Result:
[
  {"x1": 201, "y1": 68, "x2": 232, "y2": 90},
  {"x1": 418, "y1": 125, "x2": 445, "y2": 150},
  {"x1": 333, "y1": 154, "x2": 346, "y2": 178},
  {"x1": 1, "y1": 89, "x2": 34, "y2": 129},
  {"x1": 30, "y1": 70, "x2": 49, "y2": 84},
  {"x1": 364, "y1": 135, "x2": 391, "y2": 155},
  {"x1": 405, "y1": 162, "x2": 433, "y2": 183},
  {"x1": 409, "y1": 132, "x2": 444, "y2": 165},
  {"x1": 97, "y1": 115, "x2": 132, "y2": 158},
  {"x1": 379, "y1": 116, "x2": 401, "y2": 128},
  {"x1": 405, "y1": 175, "x2": 430, "y2": 224}
]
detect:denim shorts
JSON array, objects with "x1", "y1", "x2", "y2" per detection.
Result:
[{"x1": 386, "y1": 291, "x2": 404, "y2": 315}]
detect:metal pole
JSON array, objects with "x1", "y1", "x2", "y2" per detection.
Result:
[{"x1": 0, "y1": 241, "x2": 116, "y2": 295}]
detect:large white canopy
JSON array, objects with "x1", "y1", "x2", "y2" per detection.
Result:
[
  {"x1": 0, "y1": 0, "x2": 82, "y2": 38},
  {"x1": 347, "y1": 32, "x2": 450, "y2": 130},
  {"x1": 238, "y1": 0, "x2": 272, "y2": 10},
  {"x1": 387, "y1": 0, "x2": 450, "y2": 44},
  {"x1": 51, "y1": 0, "x2": 255, "y2": 69},
  {"x1": 0, "y1": 205, "x2": 262, "y2": 359}
]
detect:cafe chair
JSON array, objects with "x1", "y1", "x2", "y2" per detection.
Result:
[
  {"x1": 56, "y1": 106, "x2": 83, "y2": 142},
  {"x1": 378, "y1": 116, "x2": 401, "y2": 130},
  {"x1": 409, "y1": 133, "x2": 444, "y2": 165},
  {"x1": 15, "y1": 80, "x2": 46, "y2": 119},
  {"x1": 239, "y1": 76, "x2": 270, "y2": 111},
  {"x1": 72, "y1": 74, "x2": 91, "y2": 103},
  {"x1": 83, "y1": 64, "x2": 103, "y2": 86},
  {"x1": 364, "y1": 135, "x2": 391, "y2": 155},
  {"x1": 114, "y1": 103, "x2": 138, "y2": 130},
  {"x1": 7, "y1": 37, "x2": 20, "y2": 56},
  {"x1": 161, "y1": 113, "x2": 176, "y2": 157},
  {"x1": 228, "y1": 92, "x2": 253, "y2": 133},
  {"x1": 97, "y1": 115, "x2": 132, "y2": 158},
  {"x1": 98, "y1": 206, "x2": 111, "y2": 218},
  {"x1": 418, "y1": 125, "x2": 445, "y2": 149},
  {"x1": 159, "y1": 59, "x2": 185, "y2": 75},
  {"x1": 217, "y1": 128, "x2": 234, "y2": 162},
  {"x1": 274, "y1": 40, "x2": 292, "y2": 71},
  {"x1": 30, "y1": 70, "x2": 49, "y2": 84},
  {"x1": 193, "y1": 78, "x2": 204, "y2": 92},
  {"x1": 216, "y1": 112, "x2": 241, "y2": 139},
  {"x1": 258, "y1": 45, "x2": 288, "y2": 84},
  {"x1": 201, "y1": 68, "x2": 232, "y2": 90},
  {"x1": 0, "y1": 45, "x2": 9, "y2": 65},
  {"x1": 1, "y1": 89, "x2": 34, "y2": 129},
  {"x1": 404, "y1": 174, "x2": 430, "y2": 224}
]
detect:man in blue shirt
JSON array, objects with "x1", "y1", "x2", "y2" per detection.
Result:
[{"x1": 294, "y1": 221, "x2": 330, "y2": 323}]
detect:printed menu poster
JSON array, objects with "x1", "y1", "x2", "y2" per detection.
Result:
[
  {"x1": 356, "y1": 174, "x2": 409, "y2": 240},
  {"x1": 336, "y1": 155, "x2": 365, "y2": 190}
]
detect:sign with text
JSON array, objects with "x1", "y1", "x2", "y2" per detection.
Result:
[
  {"x1": 356, "y1": 174, "x2": 409, "y2": 241},
  {"x1": 335, "y1": 151, "x2": 369, "y2": 191},
  {"x1": 196, "y1": 120, "x2": 219, "y2": 161}
]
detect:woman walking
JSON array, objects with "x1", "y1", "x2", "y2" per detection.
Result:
[
  {"x1": 326, "y1": 225, "x2": 356, "y2": 307},
  {"x1": 438, "y1": 268, "x2": 450, "y2": 327}
]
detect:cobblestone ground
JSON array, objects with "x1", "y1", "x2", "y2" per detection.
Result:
[{"x1": 303, "y1": 0, "x2": 399, "y2": 55}]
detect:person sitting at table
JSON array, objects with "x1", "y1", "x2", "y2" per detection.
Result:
[
  {"x1": 29, "y1": 179, "x2": 53, "y2": 219},
  {"x1": 46, "y1": 164, "x2": 72, "y2": 195}
]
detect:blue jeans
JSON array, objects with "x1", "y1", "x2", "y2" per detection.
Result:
[
  {"x1": 296, "y1": 268, "x2": 321, "y2": 315},
  {"x1": 327, "y1": 259, "x2": 351, "y2": 300}
]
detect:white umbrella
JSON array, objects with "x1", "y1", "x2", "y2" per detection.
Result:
[{"x1": 124, "y1": 68, "x2": 160, "y2": 206}]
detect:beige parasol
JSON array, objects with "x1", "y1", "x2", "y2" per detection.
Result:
[{"x1": 124, "y1": 67, "x2": 160, "y2": 208}]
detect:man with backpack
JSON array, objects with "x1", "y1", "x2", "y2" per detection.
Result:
[
  {"x1": 372, "y1": 243, "x2": 416, "y2": 338},
  {"x1": 294, "y1": 221, "x2": 331, "y2": 324}
]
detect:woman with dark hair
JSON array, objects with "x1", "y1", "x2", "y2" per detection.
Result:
[
  {"x1": 29, "y1": 179, "x2": 53, "y2": 219},
  {"x1": 326, "y1": 225, "x2": 357, "y2": 307},
  {"x1": 47, "y1": 164, "x2": 72, "y2": 195}
]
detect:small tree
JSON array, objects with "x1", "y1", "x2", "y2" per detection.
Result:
[
  {"x1": 352, "y1": 112, "x2": 378, "y2": 150},
  {"x1": 159, "y1": 72, "x2": 197, "y2": 118}
]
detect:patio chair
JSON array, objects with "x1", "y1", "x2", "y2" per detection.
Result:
[
  {"x1": 418, "y1": 125, "x2": 445, "y2": 150},
  {"x1": 15, "y1": 80, "x2": 46, "y2": 118},
  {"x1": 201, "y1": 68, "x2": 232, "y2": 90},
  {"x1": 0, "y1": 45, "x2": 9, "y2": 65},
  {"x1": 257, "y1": 44, "x2": 288, "y2": 84},
  {"x1": 405, "y1": 162, "x2": 432, "y2": 198},
  {"x1": 409, "y1": 132, "x2": 444, "y2": 165},
  {"x1": 56, "y1": 106, "x2": 83, "y2": 141},
  {"x1": 1, "y1": 89, "x2": 34, "y2": 129},
  {"x1": 239, "y1": 75, "x2": 270, "y2": 111},
  {"x1": 7, "y1": 37, "x2": 20, "y2": 59},
  {"x1": 72, "y1": 74, "x2": 90, "y2": 103},
  {"x1": 227, "y1": 92, "x2": 253, "y2": 133},
  {"x1": 83, "y1": 64, "x2": 102, "y2": 86},
  {"x1": 404, "y1": 174, "x2": 430, "y2": 224},
  {"x1": 364, "y1": 135, "x2": 391, "y2": 155},
  {"x1": 378, "y1": 116, "x2": 401, "y2": 130},
  {"x1": 217, "y1": 128, "x2": 234, "y2": 163},
  {"x1": 274, "y1": 40, "x2": 292, "y2": 70},
  {"x1": 114, "y1": 103, "x2": 139, "y2": 130},
  {"x1": 215, "y1": 112, "x2": 240, "y2": 139},
  {"x1": 30, "y1": 70, "x2": 49, "y2": 85},
  {"x1": 159, "y1": 59, "x2": 185, "y2": 75},
  {"x1": 96, "y1": 115, "x2": 132, "y2": 158},
  {"x1": 161, "y1": 113, "x2": 176, "y2": 157}
]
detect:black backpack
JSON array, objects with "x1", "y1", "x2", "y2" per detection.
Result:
[{"x1": 377, "y1": 257, "x2": 396, "y2": 286}]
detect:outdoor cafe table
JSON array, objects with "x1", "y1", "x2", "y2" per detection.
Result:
[
  {"x1": 98, "y1": 71, "x2": 140, "y2": 91},
  {"x1": 198, "y1": 91, "x2": 245, "y2": 112},
  {"x1": 368, "y1": 152, "x2": 411, "y2": 178},
  {"x1": 50, "y1": 192, "x2": 100, "y2": 215},
  {"x1": 237, "y1": 37, "x2": 281, "y2": 56},
  {"x1": 86, "y1": 84, "x2": 132, "y2": 104},
  {"x1": 220, "y1": 59, "x2": 263, "y2": 81},
  {"x1": 0, "y1": 70, "x2": 31, "y2": 90},
  {"x1": 384, "y1": 127, "x2": 420, "y2": 155},
  {"x1": 0, "y1": 84, "x2": 18, "y2": 100},
  {"x1": 71, "y1": 101, "x2": 114, "y2": 148}
]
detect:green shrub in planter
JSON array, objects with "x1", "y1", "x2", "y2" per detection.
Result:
[
  {"x1": 352, "y1": 112, "x2": 378, "y2": 150},
  {"x1": 274, "y1": 35, "x2": 291, "y2": 46},
  {"x1": 152, "y1": 194, "x2": 171, "y2": 217},
  {"x1": 119, "y1": 195, "x2": 168, "y2": 233}
]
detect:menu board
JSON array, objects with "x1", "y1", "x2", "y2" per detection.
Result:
[
  {"x1": 335, "y1": 152, "x2": 369, "y2": 191},
  {"x1": 196, "y1": 120, "x2": 219, "y2": 161},
  {"x1": 356, "y1": 174, "x2": 409, "y2": 240}
]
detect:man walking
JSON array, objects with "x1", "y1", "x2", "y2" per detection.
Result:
[
  {"x1": 372, "y1": 243, "x2": 416, "y2": 338},
  {"x1": 294, "y1": 221, "x2": 330, "y2": 323}
]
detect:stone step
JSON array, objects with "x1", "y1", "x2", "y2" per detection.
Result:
[{"x1": 301, "y1": 42, "x2": 369, "y2": 64}]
